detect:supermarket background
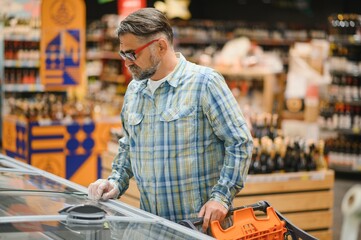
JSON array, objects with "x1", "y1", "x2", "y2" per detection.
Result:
[{"x1": 0, "y1": 0, "x2": 361, "y2": 240}]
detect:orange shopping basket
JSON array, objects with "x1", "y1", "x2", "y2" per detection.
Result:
[{"x1": 179, "y1": 201, "x2": 318, "y2": 240}]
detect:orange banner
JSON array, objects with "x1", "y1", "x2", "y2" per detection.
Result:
[
  {"x1": 2, "y1": 117, "x2": 18, "y2": 153},
  {"x1": 40, "y1": 0, "x2": 85, "y2": 88}
]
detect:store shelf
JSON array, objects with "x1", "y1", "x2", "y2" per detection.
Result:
[
  {"x1": 327, "y1": 99, "x2": 361, "y2": 106},
  {"x1": 86, "y1": 35, "x2": 103, "y2": 42},
  {"x1": 281, "y1": 111, "x2": 304, "y2": 121},
  {"x1": 320, "y1": 127, "x2": 361, "y2": 135},
  {"x1": 100, "y1": 74, "x2": 126, "y2": 84},
  {"x1": 328, "y1": 165, "x2": 361, "y2": 174},
  {"x1": 329, "y1": 35, "x2": 361, "y2": 46},
  {"x1": 215, "y1": 66, "x2": 283, "y2": 113},
  {"x1": 322, "y1": 26, "x2": 361, "y2": 176},
  {"x1": 4, "y1": 35, "x2": 40, "y2": 42},
  {"x1": 330, "y1": 70, "x2": 361, "y2": 77},
  {"x1": 86, "y1": 51, "x2": 120, "y2": 60},
  {"x1": 215, "y1": 65, "x2": 282, "y2": 78},
  {"x1": 176, "y1": 37, "x2": 229, "y2": 45},
  {"x1": 4, "y1": 59, "x2": 40, "y2": 68},
  {"x1": 252, "y1": 39, "x2": 307, "y2": 46},
  {"x1": 86, "y1": 35, "x2": 119, "y2": 42},
  {"x1": 3, "y1": 83, "x2": 44, "y2": 92}
]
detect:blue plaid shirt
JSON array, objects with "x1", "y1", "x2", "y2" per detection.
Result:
[{"x1": 109, "y1": 53, "x2": 253, "y2": 222}]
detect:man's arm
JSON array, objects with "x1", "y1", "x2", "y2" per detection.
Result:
[
  {"x1": 107, "y1": 132, "x2": 134, "y2": 197},
  {"x1": 198, "y1": 70, "x2": 253, "y2": 231},
  {"x1": 88, "y1": 97, "x2": 133, "y2": 200}
]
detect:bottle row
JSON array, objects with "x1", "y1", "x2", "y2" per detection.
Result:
[
  {"x1": 328, "y1": 13, "x2": 361, "y2": 37},
  {"x1": 86, "y1": 15, "x2": 119, "y2": 40},
  {"x1": 324, "y1": 138, "x2": 361, "y2": 171},
  {"x1": 4, "y1": 40, "x2": 40, "y2": 61},
  {"x1": 5, "y1": 94, "x2": 91, "y2": 123},
  {"x1": 328, "y1": 57, "x2": 361, "y2": 75},
  {"x1": 249, "y1": 136, "x2": 326, "y2": 175},
  {"x1": 4, "y1": 88, "x2": 124, "y2": 122},
  {"x1": 3, "y1": 64, "x2": 122, "y2": 85},
  {"x1": 330, "y1": 42, "x2": 361, "y2": 61},
  {"x1": 87, "y1": 38, "x2": 119, "y2": 52},
  {"x1": 3, "y1": 18, "x2": 41, "y2": 41},
  {"x1": 3, "y1": 68, "x2": 39, "y2": 84},
  {"x1": 318, "y1": 103, "x2": 361, "y2": 131},
  {"x1": 172, "y1": 19, "x2": 326, "y2": 44},
  {"x1": 102, "y1": 60, "x2": 122, "y2": 76},
  {"x1": 249, "y1": 113, "x2": 279, "y2": 140},
  {"x1": 328, "y1": 74, "x2": 361, "y2": 102}
]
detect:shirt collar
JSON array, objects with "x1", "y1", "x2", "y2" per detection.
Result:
[
  {"x1": 165, "y1": 52, "x2": 186, "y2": 88},
  {"x1": 133, "y1": 52, "x2": 186, "y2": 93}
]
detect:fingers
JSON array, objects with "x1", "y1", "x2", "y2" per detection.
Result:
[
  {"x1": 88, "y1": 179, "x2": 108, "y2": 200},
  {"x1": 198, "y1": 205, "x2": 205, "y2": 218},
  {"x1": 198, "y1": 201, "x2": 228, "y2": 233},
  {"x1": 202, "y1": 209, "x2": 223, "y2": 233},
  {"x1": 198, "y1": 204, "x2": 212, "y2": 233},
  {"x1": 202, "y1": 210, "x2": 211, "y2": 233},
  {"x1": 102, "y1": 185, "x2": 119, "y2": 200},
  {"x1": 97, "y1": 181, "x2": 108, "y2": 198}
]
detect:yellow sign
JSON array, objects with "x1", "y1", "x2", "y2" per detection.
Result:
[{"x1": 40, "y1": 0, "x2": 85, "y2": 88}]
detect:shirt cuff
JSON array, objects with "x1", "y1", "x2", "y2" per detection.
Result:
[
  {"x1": 108, "y1": 179, "x2": 122, "y2": 198},
  {"x1": 209, "y1": 192, "x2": 231, "y2": 210}
]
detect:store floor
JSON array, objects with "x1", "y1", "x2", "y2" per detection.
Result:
[{"x1": 333, "y1": 172, "x2": 361, "y2": 240}]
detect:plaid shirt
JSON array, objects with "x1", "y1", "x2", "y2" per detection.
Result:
[{"x1": 109, "y1": 53, "x2": 253, "y2": 222}]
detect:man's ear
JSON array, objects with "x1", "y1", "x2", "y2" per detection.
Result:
[{"x1": 158, "y1": 38, "x2": 168, "y2": 55}]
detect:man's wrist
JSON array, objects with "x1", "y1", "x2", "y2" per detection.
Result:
[
  {"x1": 209, "y1": 193, "x2": 230, "y2": 210},
  {"x1": 108, "y1": 179, "x2": 121, "y2": 198}
]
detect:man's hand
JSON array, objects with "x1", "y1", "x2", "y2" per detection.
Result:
[
  {"x1": 88, "y1": 179, "x2": 120, "y2": 200},
  {"x1": 198, "y1": 200, "x2": 228, "y2": 233}
]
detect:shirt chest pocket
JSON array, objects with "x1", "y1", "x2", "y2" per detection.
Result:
[
  {"x1": 160, "y1": 106, "x2": 196, "y2": 146},
  {"x1": 127, "y1": 113, "x2": 144, "y2": 140}
]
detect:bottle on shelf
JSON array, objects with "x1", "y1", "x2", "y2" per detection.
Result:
[
  {"x1": 325, "y1": 137, "x2": 361, "y2": 171},
  {"x1": 248, "y1": 136, "x2": 323, "y2": 174}
]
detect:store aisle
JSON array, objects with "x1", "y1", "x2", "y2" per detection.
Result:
[{"x1": 333, "y1": 174, "x2": 361, "y2": 240}]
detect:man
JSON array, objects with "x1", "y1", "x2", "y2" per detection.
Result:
[{"x1": 88, "y1": 7, "x2": 253, "y2": 233}]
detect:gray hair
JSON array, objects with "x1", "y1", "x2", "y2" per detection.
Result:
[{"x1": 116, "y1": 8, "x2": 173, "y2": 44}]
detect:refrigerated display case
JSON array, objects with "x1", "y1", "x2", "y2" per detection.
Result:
[{"x1": 0, "y1": 153, "x2": 212, "y2": 240}]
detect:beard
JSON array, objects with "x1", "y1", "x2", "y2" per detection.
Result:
[{"x1": 128, "y1": 54, "x2": 161, "y2": 80}]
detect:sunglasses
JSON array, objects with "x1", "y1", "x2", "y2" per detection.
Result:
[{"x1": 119, "y1": 38, "x2": 160, "y2": 61}]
